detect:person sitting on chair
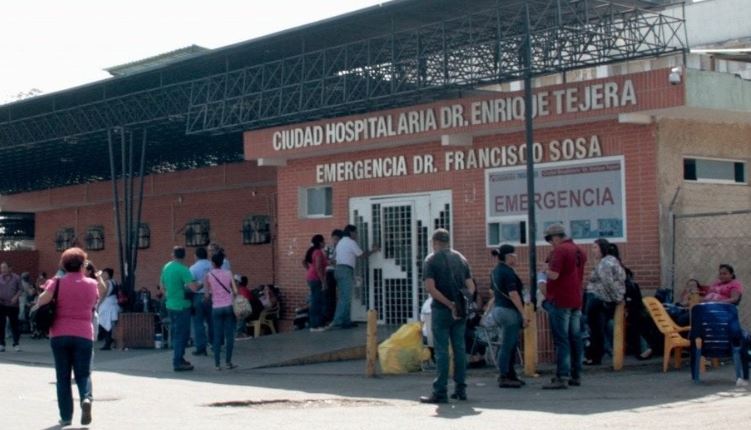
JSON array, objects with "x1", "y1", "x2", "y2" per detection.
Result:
[
  {"x1": 665, "y1": 279, "x2": 707, "y2": 327},
  {"x1": 464, "y1": 287, "x2": 487, "y2": 369},
  {"x1": 703, "y1": 264, "x2": 743, "y2": 305},
  {"x1": 248, "y1": 284, "x2": 278, "y2": 321}
]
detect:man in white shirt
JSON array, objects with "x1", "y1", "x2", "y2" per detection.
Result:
[{"x1": 329, "y1": 225, "x2": 378, "y2": 329}]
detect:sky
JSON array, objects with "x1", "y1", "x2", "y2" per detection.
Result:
[{"x1": 0, "y1": 0, "x2": 385, "y2": 104}]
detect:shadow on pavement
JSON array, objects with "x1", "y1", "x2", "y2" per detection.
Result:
[{"x1": 4, "y1": 336, "x2": 750, "y2": 418}]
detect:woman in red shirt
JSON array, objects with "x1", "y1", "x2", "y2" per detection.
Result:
[{"x1": 304, "y1": 234, "x2": 328, "y2": 332}]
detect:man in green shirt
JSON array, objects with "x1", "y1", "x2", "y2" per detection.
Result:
[{"x1": 160, "y1": 246, "x2": 197, "y2": 371}]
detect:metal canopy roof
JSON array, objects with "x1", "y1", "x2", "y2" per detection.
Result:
[{"x1": 0, "y1": 0, "x2": 684, "y2": 194}]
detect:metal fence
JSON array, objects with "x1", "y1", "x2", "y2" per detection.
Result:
[{"x1": 673, "y1": 209, "x2": 751, "y2": 329}]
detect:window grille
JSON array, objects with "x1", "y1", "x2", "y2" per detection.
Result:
[
  {"x1": 242, "y1": 215, "x2": 271, "y2": 245},
  {"x1": 55, "y1": 228, "x2": 75, "y2": 252},
  {"x1": 185, "y1": 219, "x2": 210, "y2": 247},
  {"x1": 84, "y1": 226, "x2": 105, "y2": 251}
]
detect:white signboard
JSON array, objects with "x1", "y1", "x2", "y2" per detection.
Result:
[{"x1": 485, "y1": 156, "x2": 626, "y2": 246}]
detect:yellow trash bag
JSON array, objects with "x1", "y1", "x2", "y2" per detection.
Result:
[{"x1": 378, "y1": 322, "x2": 426, "y2": 374}]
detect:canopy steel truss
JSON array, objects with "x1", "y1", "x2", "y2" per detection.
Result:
[
  {"x1": 185, "y1": 0, "x2": 686, "y2": 134},
  {"x1": 0, "y1": 0, "x2": 685, "y2": 194}
]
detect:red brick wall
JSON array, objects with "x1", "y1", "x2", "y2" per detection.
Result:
[
  {"x1": 1, "y1": 162, "x2": 277, "y2": 293},
  {"x1": 275, "y1": 120, "x2": 660, "y2": 317},
  {"x1": 0, "y1": 251, "x2": 39, "y2": 280}
]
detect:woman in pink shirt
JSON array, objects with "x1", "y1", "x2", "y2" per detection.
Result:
[
  {"x1": 205, "y1": 251, "x2": 238, "y2": 370},
  {"x1": 303, "y1": 234, "x2": 328, "y2": 332},
  {"x1": 703, "y1": 264, "x2": 743, "y2": 304},
  {"x1": 33, "y1": 248, "x2": 103, "y2": 427}
]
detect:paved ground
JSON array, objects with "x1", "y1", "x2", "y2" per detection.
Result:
[{"x1": 2, "y1": 337, "x2": 750, "y2": 430}]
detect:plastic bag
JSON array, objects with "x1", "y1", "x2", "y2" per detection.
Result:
[{"x1": 378, "y1": 322, "x2": 426, "y2": 374}]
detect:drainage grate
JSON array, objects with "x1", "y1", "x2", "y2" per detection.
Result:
[{"x1": 207, "y1": 399, "x2": 388, "y2": 409}]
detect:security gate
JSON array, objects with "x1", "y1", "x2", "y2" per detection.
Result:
[{"x1": 349, "y1": 191, "x2": 452, "y2": 324}]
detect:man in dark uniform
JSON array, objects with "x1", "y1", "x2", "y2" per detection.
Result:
[{"x1": 419, "y1": 229, "x2": 476, "y2": 403}]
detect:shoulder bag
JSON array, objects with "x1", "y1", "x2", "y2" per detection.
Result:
[
  {"x1": 211, "y1": 272, "x2": 253, "y2": 319},
  {"x1": 30, "y1": 279, "x2": 60, "y2": 333}
]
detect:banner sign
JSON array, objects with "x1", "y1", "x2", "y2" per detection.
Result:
[{"x1": 485, "y1": 156, "x2": 626, "y2": 245}]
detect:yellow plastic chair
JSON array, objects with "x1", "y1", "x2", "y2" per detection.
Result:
[
  {"x1": 250, "y1": 305, "x2": 280, "y2": 337},
  {"x1": 642, "y1": 297, "x2": 690, "y2": 372}
]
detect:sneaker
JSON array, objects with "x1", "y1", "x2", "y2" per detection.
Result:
[
  {"x1": 508, "y1": 374, "x2": 526, "y2": 386},
  {"x1": 215, "y1": 366, "x2": 223, "y2": 371},
  {"x1": 568, "y1": 378, "x2": 581, "y2": 387},
  {"x1": 498, "y1": 377, "x2": 523, "y2": 388},
  {"x1": 225, "y1": 363, "x2": 237, "y2": 370},
  {"x1": 58, "y1": 419, "x2": 72, "y2": 427},
  {"x1": 737, "y1": 378, "x2": 749, "y2": 387},
  {"x1": 542, "y1": 377, "x2": 569, "y2": 390},
  {"x1": 173, "y1": 363, "x2": 195, "y2": 372},
  {"x1": 419, "y1": 394, "x2": 448, "y2": 404},
  {"x1": 80, "y1": 398, "x2": 92, "y2": 425},
  {"x1": 13, "y1": 345, "x2": 20, "y2": 352},
  {"x1": 449, "y1": 392, "x2": 467, "y2": 400}
]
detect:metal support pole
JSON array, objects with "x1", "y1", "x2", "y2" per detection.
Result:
[
  {"x1": 123, "y1": 130, "x2": 133, "y2": 292},
  {"x1": 131, "y1": 129, "x2": 148, "y2": 282},
  {"x1": 108, "y1": 129, "x2": 125, "y2": 287},
  {"x1": 522, "y1": 3, "x2": 538, "y2": 378},
  {"x1": 523, "y1": 4, "x2": 538, "y2": 306}
]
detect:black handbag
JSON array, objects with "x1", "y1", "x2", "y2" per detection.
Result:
[{"x1": 30, "y1": 278, "x2": 60, "y2": 332}]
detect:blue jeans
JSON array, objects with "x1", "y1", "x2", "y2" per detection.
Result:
[
  {"x1": 332, "y1": 265, "x2": 354, "y2": 327},
  {"x1": 169, "y1": 309, "x2": 191, "y2": 368},
  {"x1": 192, "y1": 293, "x2": 213, "y2": 352},
  {"x1": 212, "y1": 306, "x2": 236, "y2": 367},
  {"x1": 546, "y1": 303, "x2": 583, "y2": 380},
  {"x1": 493, "y1": 306, "x2": 522, "y2": 377},
  {"x1": 431, "y1": 305, "x2": 467, "y2": 397},
  {"x1": 308, "y1": 280, "x2": 324, "y2": 329},
  {"x1": 586, "y1": 296, "x2": 616, "y2": 363},
  {"x1": 51, "y1": 336, "x2": 93, "y2": 422}
]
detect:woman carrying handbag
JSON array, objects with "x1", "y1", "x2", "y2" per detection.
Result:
[
  {"x1": 204, "y1": 251, "x2": 239, "y2": 370},
  {"x1": 31, "y1": 248, "x2": 106, "y2": 427}
]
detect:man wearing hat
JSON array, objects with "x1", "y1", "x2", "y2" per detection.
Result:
[
  {"x1": 419, "y1": 228, "x2": 476, "y2": 403},
  {"x1": 542, "y1": 224, "x2": 587, "y2": 389}
]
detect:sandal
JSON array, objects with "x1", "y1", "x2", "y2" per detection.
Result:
[{"x1": 638, "y1": 348, "x2": 653, "y2": 360}]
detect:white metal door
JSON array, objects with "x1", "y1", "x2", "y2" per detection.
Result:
[{"x1": 349, "y1": 191, "x2": 452, "y2": 324}]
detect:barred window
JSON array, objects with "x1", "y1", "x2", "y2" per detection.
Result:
[
  {"x1": 185, "y1": 219, "x2": 210, "y2": 247},
  {"x1": 242, "y1": 215, "x2": 271, "y2": 245},
  {"x1": 137, "y1": 223, "x2": 151, "y2": 249},
  {"x1": 84, "y1": 226, "x2": 105, "y2": 251},
  {"x1": 55, "y1": 228, "x2": 76, "y2": 252}
]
